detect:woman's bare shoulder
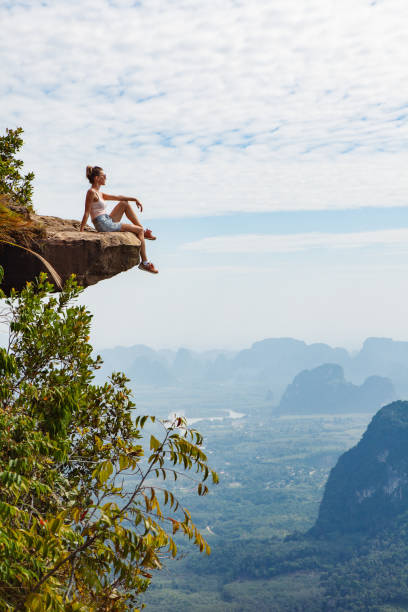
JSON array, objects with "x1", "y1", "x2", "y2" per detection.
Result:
[{"x1": 86, "y1": 188, "x2": 98, "y2": 200}]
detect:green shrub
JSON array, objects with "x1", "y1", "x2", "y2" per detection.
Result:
[
  {"x1": 0, "y1": 270, "x2": 218, "y2": 610},
  {"x1": 0, "y1": 127, "x2": 34, "y2": 211}
]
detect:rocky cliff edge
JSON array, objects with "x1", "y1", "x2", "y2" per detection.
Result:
[{"x1": 0, "y1": 213, "x2": 141, "y2": 294}]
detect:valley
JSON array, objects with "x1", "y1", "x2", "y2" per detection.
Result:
[{"x1": 133, "y1": 384, "x2": 372, "y2": 610}]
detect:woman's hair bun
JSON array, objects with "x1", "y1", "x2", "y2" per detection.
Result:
[{"x1": 86, "y1": 165, "x2": 103, "y2": 183}]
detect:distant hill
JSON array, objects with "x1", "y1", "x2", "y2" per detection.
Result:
[
  {"x1": 276, "y1": 363, "x2": 395, "y2": 415},
  {"x1": 226, "y1": 338, "x2": 350, "y2": 389},
  {"x1": 96, "y1": 337, "x2": 348, "y2": 389},
  {"x1": 312, "y1": 400, "x2": 408, "y2": 535},
  {"x1": 345, "y1": 337, "x2": 408, "y2": 386},
  {"x1": 96, "y1": 345, "x2": 235, "y2": 386},
  {"x1": 96, "y1": 336, "x2": 408, "y2": 399}
]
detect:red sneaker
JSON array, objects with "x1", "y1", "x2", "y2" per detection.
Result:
[
  {"x1": 144, "y1": 228, "x2": 156, "y2": 240},
  {"x1": 138, "y1": 261, "x2": 159, "y2": 274}
]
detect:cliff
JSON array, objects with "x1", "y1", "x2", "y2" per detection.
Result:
[
  {"x1": 0, "y1": 212, "x2": 141, "y2": 294},
  {"x1": 312, "y1": 400, "x2": 408, "y2": 535},
  {"x1": 277, "y1": 363, "x2": 395, "y2": 415}
]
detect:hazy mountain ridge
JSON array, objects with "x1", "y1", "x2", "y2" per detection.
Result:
[
  {"x1": 277, "y1": 363, "x2": 395, "y2": 415},
  {"x1": 96, "y1": 336, "x2": 408, "y2": 400}
]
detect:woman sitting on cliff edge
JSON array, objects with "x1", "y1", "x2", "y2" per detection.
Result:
[{"x1": 80, "y1": 165, "x2": 158, "y2": 274}]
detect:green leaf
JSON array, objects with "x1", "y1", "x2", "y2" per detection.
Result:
[
  {"x1": 119, "y1": 454, "x2": 129, "y2": 470},
  {"x1": 97, "y1": 460, "x2": 114, "y2": 484},
  {"x1": 24, "y1": 593, "x2": 44, "y2": 611},
  {"x1": 150, "y1": 435, "x2": 160, "y2": 451},
  {"x1": 0, "y1": 349, "x2": 18, "y2": 376}
]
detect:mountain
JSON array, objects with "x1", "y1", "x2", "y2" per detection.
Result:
[
  {"x1": 95, "y1": 344, "x2": 236, "y2": 387},
  {"x1": 277, "y1": 363, "x2": 395, "y2": 415},
  {"x1": 345, "y1": 337, "x2": 408, "y2": 394},
  {"x1": 229, "y1": 338, "x2": 350, "y2": 387},
  {"x1": 312, "y1": 400, "x2": 408, "y2": 535},
  {"x1": 96, "y1": 338, "x2": 351, "y2": 390},
  {"x1": 95, "y1": 337, "x2": 408, "y2": 400}
]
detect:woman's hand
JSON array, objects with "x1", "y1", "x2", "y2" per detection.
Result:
[{"x1": 134, "y1": 198, "x2": 143, "y2": 212}]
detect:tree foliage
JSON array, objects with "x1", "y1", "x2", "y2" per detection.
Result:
[
  {"x1": 0, "y1": 127, "x2": 34, "y2": 211},
  {"x1": 0, "y1": 271, "x2": 218, "y2": 610}
]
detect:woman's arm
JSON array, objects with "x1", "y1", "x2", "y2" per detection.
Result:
[
  {"x1": 80, "y1": 191, "x2": 94, "y2": 231},
  {"x1": 102, "y1": 193, "x2": 143, "y2": 212}
]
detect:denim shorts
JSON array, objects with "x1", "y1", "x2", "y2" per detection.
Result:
[{"x1": 93, "y1": 214, "x2": 122, "y2": 232}]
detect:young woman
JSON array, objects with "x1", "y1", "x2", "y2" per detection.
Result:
[{"x1": 80, "y1": 166, "x2": 158, "y2": 274}]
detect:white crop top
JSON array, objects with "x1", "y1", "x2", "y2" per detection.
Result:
[{"x1": 90, "y1": 191, "x2": 107, "y2": 220}]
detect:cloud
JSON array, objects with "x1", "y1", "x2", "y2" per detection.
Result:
[
  {"x1": 1, "y1": 0, "x2": 408, "y2": 219},
  {"x1": 181, "y1": 228, "x2": 408, "y2": 254}
]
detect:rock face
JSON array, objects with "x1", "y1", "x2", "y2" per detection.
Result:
[
  {"x1": 276, "y1": 363, "x2": 395, "y2": 415},
  {"x1": 0, "y1": 214, "x2": 141, "y2": 293},
  {"x1": 312, "y1": 401, "x2": 408, "y2": 535}
]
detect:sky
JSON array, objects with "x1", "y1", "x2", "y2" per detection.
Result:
[{"x1": 2, "y1": 0, "x2": 408, "y2": 351}]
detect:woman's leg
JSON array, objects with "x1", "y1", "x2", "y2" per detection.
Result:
[
  {"x1": 110, "y1": 201, "x2": 142, "y2": 227},
  {"x1": 121, "y1": 223, "x2": 147, "y2": 261}
]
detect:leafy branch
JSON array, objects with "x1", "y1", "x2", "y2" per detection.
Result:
[{"x1": 0, "y1": 272, "x2": 218, "y2": 611}]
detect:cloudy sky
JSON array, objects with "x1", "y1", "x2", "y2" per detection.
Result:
[{"x1": 2, "y1": 0, "x2": 408, "y2": 351}]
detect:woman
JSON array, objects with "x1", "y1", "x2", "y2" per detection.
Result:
[{"x1": 80, "y1": 166, "x2": 158, "y2": 274}]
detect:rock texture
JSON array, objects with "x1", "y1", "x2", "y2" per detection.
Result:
[
  {"x1": 0, "y1": 214, "x2": 141, "y2": 294},
  {"x1": 312, "y1": 401, "x2": 408, "y2": 535}
]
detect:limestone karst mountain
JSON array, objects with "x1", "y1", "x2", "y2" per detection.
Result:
[
  {"x1": 227, "y1": 338, "x2": 350, "y2": 387},
  {"x1": 277, "y1": 363, "x2": 395, "y2": 415},
  {"x1": 345, "y1": 337, "x2": 408, "y2": 394},
  {"x1": 96, "y1": 338, "x2": 408, "y2": 402},
  {"x1": 312, "y1": 400, "x2": 408, "y2": 535},
  {"x1": 0, "y1": 212, "x2": 141, "y2": 294}
]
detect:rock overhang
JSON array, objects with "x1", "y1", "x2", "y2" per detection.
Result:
[{"x1": 0, "y1": 214, "x2": 141, "y2": 294}]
